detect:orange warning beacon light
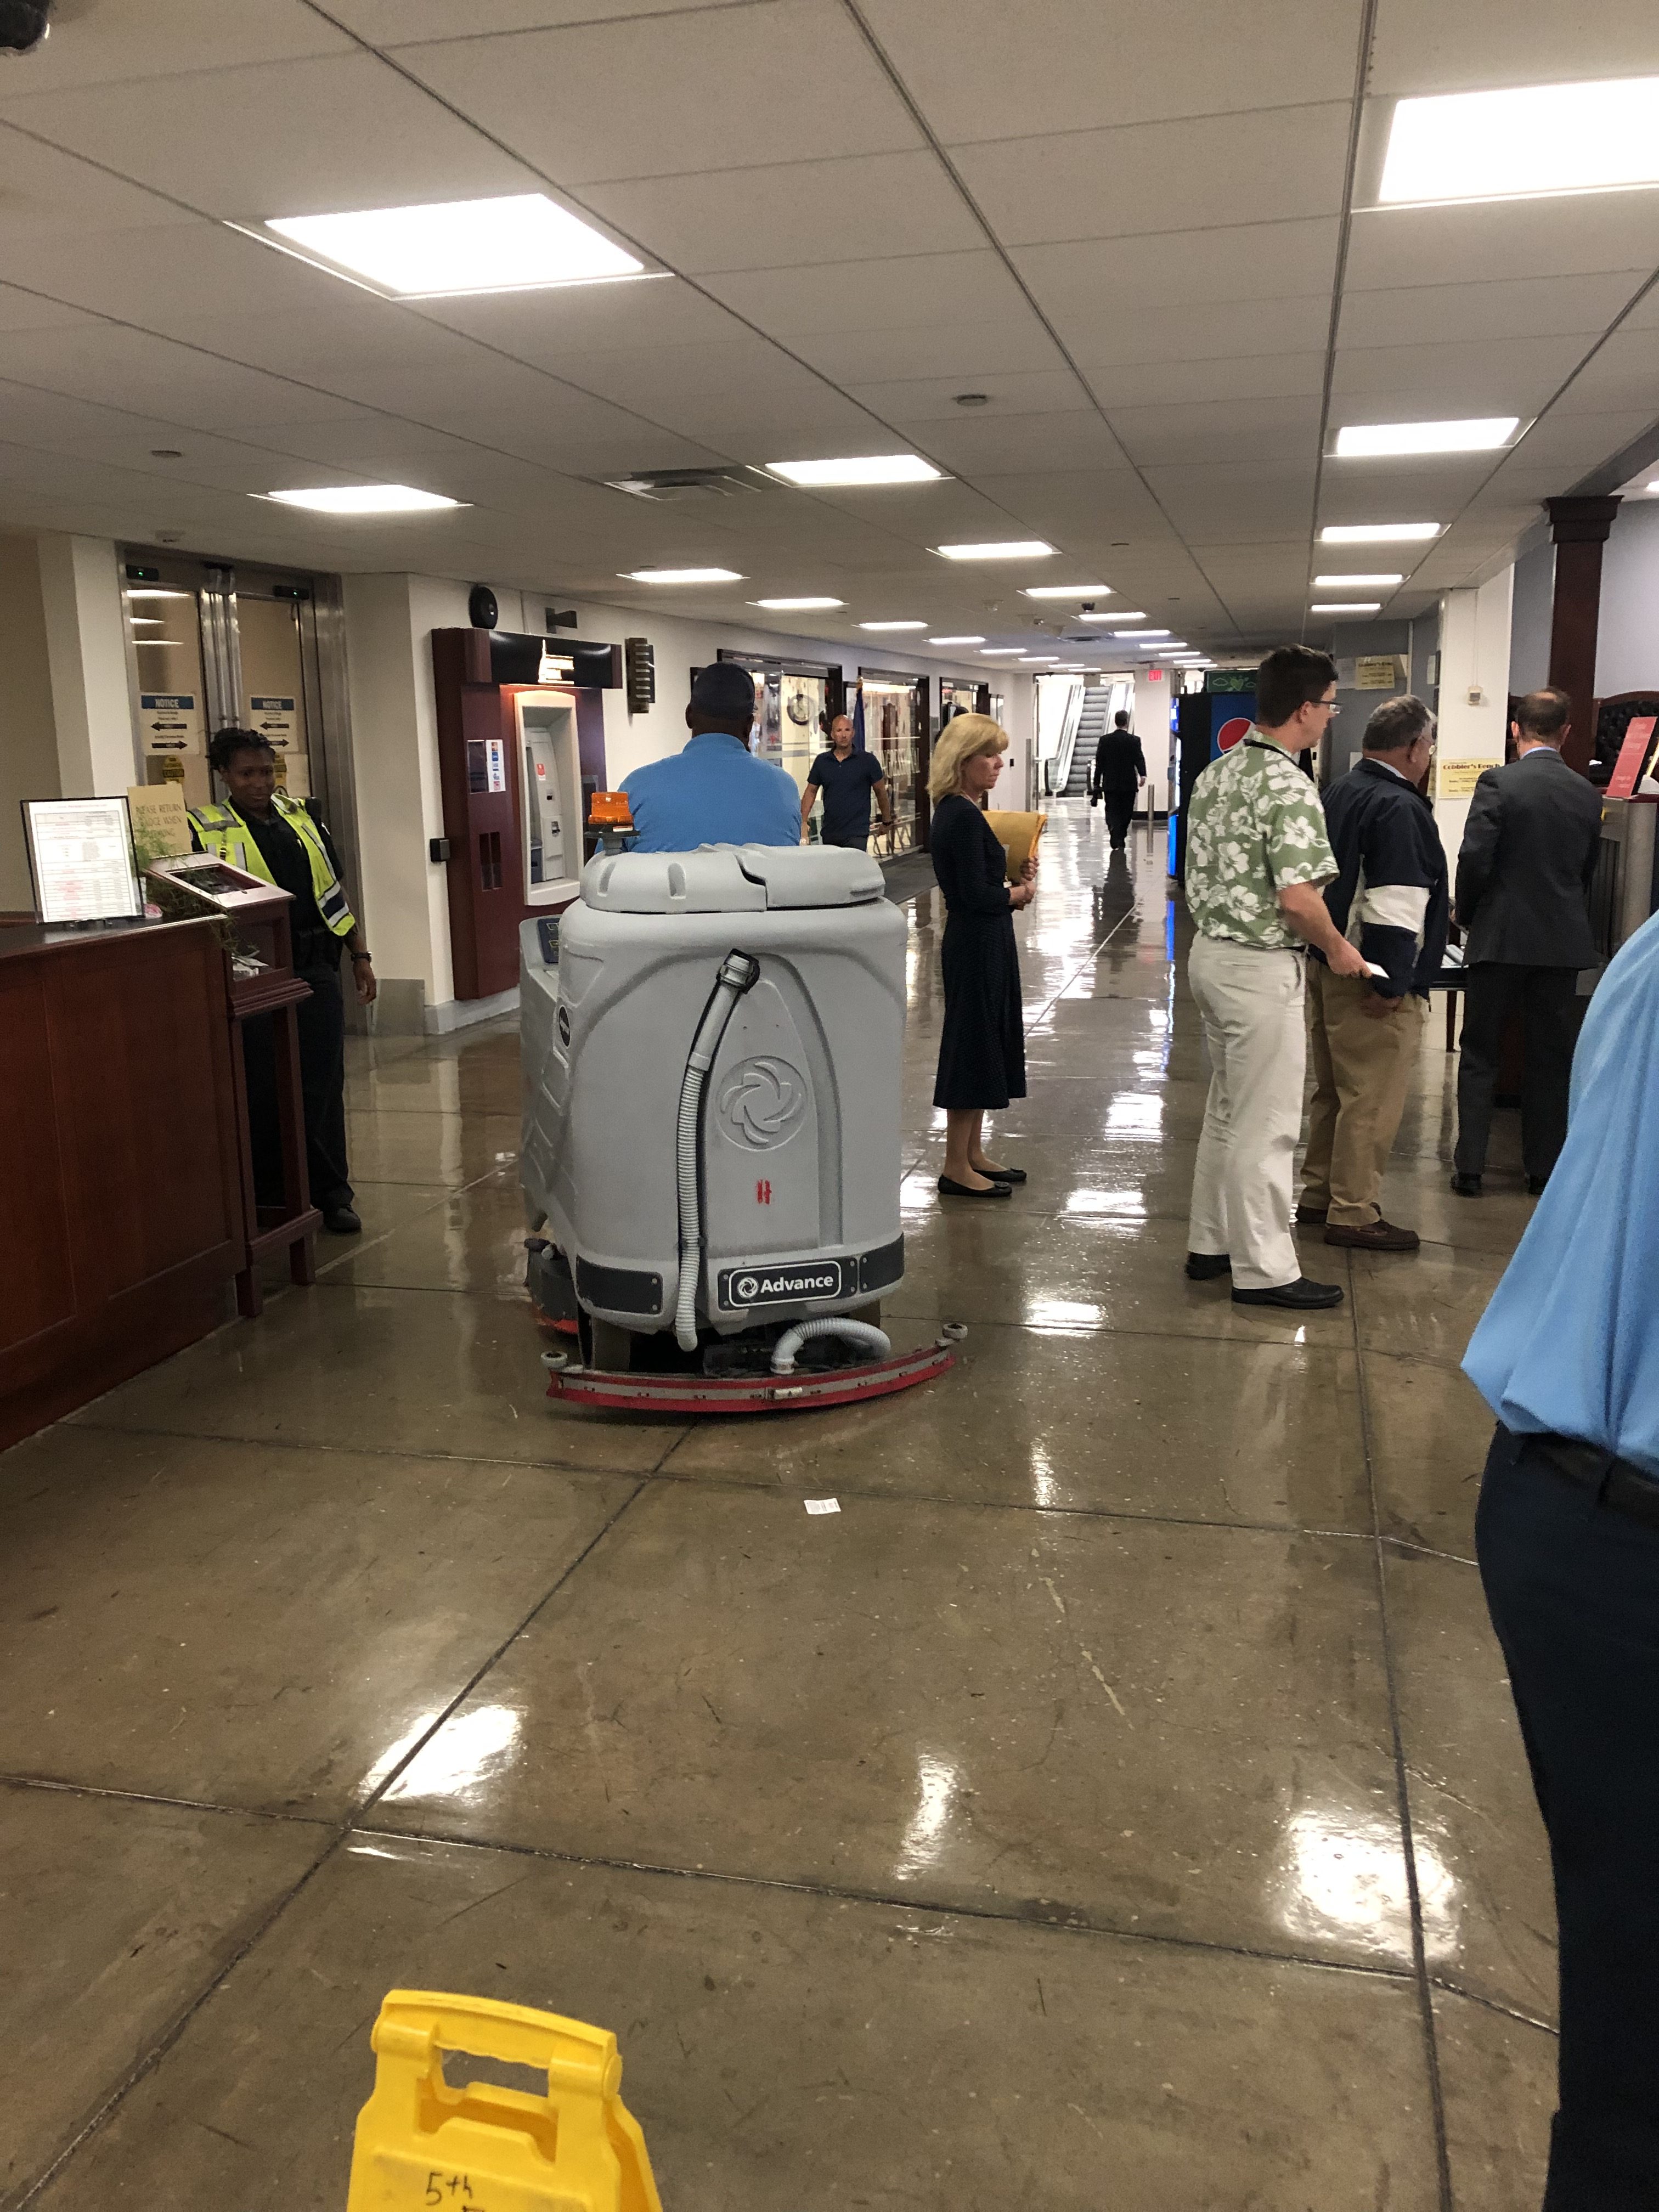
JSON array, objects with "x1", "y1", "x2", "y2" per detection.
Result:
[
  {"x1": 587, "y1": 791, "x2": 634, "y2": 829},
  {"x1": 346, "y1": 1991, "x2": 661, "y2": 2212}
]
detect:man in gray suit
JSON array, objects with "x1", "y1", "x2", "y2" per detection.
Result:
[{"x1": 1452, "y1": 687, "x2": 1604, "y2": 1196}]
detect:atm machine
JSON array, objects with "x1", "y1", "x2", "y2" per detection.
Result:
[{"x1": 515, "y1": 689, "x2": 583, "y2": 908}]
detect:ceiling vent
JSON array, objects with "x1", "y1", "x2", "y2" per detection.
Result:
[{"x1": 603, "y1": 467, "x2": 765, "y2": 502}]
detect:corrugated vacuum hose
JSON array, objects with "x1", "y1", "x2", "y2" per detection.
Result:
[
  {"x1": 674, "y1": 949, "x2": 761, "y2": 1350},
  {"x1": 770, "y1": 1318, "x2": 892, "y2": 1373}
]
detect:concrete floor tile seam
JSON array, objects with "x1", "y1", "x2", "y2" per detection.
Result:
[
  {"x1": 347, "y1": 1818, "x2": 1425, "y2": 1992},
  {"x1": 1427, "y1": 1976, "x2": 1560, "y2": 2040},
  {"x1": 9, "y1": 1824, "x2": 346, "y2": 2212},
  {"x1": 347, "y1": 1477, "x2": 650, "y2": 1827},
  {"x1": 311, "y1": 1163, "x2": 510, "y2": 1281},
  {"x1": 1351, "y1": 1307, "x2": 1458, "y2": 2210},
  {"x1": 1380, "y1": 1533, "x2": 1480, "y2": 1571},
  {"x1": 642, "y1": 1455, "x2": 1382, "y2": 1544},
  {"x1": 0, "y1": 1769, "x2": 337, "y2": 1829},
  {"x1": 53, "y1": 1416, "x2": 661, "y2": 1489}
]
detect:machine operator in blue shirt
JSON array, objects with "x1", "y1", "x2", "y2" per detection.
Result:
[
  {"x1": 620, "y1": 662, "x2": 799, "y2": 852},
  {"x1": 1463, "y1": 910, "x2": 1659, "y2": 2208}
]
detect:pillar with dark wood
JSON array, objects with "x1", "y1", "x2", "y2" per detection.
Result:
[{"x1": 1545, "y1": 494, "x2": 1621, "y2": 774}]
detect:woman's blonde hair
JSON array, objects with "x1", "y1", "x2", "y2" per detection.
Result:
[{"x1": 928, "y1": 712, "x2": 1008, "y2": 801}]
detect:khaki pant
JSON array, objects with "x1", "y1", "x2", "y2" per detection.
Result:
[
  {"x1": 1301, "y1": 964, "x2": 1426, "y2": 1227},
  {"x1": 1186, "y1": 935, "x2": 1307, "y2": 1291}
]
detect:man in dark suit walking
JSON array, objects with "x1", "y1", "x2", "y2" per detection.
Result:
[
  {"x1": 1090, "y1": 710, "x2": 1147, "y2": 848},
  {"x1": 1452, "y1": 687, "x2": 1604, "y2": 1196}
]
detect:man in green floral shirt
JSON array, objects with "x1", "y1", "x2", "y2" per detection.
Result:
[{"x1": 1183, "y1": 647, "x2": 1372, "y2": 1308}]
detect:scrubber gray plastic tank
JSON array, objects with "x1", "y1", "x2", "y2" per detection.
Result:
[{"x1": 521, "y1": 843, "x2": 954, "y2": 1406}]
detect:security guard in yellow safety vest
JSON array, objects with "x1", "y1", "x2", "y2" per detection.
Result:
[{"x1": 191, "y1": 727, "x2": 376, "y2": 1233}]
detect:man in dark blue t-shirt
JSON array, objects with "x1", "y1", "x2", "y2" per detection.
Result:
[{"x1": 802, "y1": 713, "x2": 893, "y2": 849}]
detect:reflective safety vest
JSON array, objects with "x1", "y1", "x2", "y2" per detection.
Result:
[{"x1": 188, "y1": 793, "x2": 356, "y2": 938}]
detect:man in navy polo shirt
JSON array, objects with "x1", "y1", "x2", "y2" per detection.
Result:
[
  {"x1": 620, "y1": 663, "x2": 799, "y2": 852},
  {"x1": 802, "y1": 713, "x2": 893, "y2": 849}
]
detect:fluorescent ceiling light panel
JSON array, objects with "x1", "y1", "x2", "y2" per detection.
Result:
[
  {"x1": 624, "y1": 566, "x2": 744, "y2": 584},
  {"x1": 1084, "y1": 611, "x2": 1145, "y2": 622},
  {"x1": 935, "y1": 540, "x2": 1054, "y2": 560},
  {"x1": 1118, "y1": 628, "x2": 1169, "y2": 637},
  {"x1": 1022, "y1": 583, "x2": 1109, "y2": 599},
  {"x1": 1019, "y1": 656, "x2": 1058, "y2": 663},
  {"x1": 263, "y1": 484, "x2": 461, "y2": 514},
  {"x1": 1320, "y1": 522, "x2": 1440, "y2": 544},
  {"x1": 1379, "y1": 78, "x2": 1659, "y2": 207},
  {"x1": 979, "y1": 647, "x2": 1022, "y2": 655},
  {"x1": 1313, "y1": 573, "x2": 1403, "y2": 588},
  {"x1": 125, "y1": 588, "x2": 189, "y2": 599},
  {"x1": 930, "y1": 634, "x2": 985, "y2": 644},
  {"x1": 860, "y1": 620, "x2": 927, "y2": 631},
  {"x1": 766, "y1": 454, "x2": 943, "y2": 487},
  {"x1": 1335, "y1": 416, "x2": 1518, "y2": 457},
  {"x1": 264, "y1": 194, "x2": 642, "y2": 297},
  {"x1": 752, "y1": 596, "x2": 843, "y2": 610},
  {"x1": 1311, "y1": 602, "x2": 1382, "y2": 614}
]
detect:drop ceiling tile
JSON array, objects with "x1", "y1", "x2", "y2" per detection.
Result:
[
  {"x1": 331, "y1": 0, "x2": 698, "y2": 35},
  {"x1": 0, "y1": 123, "x2": 198, "y2": 241},
  {"x1": 1107, "y1": 394, "x2": 1323, "y2": 470},
  {"x1": 1065, "y1": 294, "x2": 1332, "y2": 367},
  {"x1": 786, "y1": 317, "x2": 1066, "y2": 386},
  {"x1": 704, "y1": 251, "x2": 1030, "y2": 338},
  {"x1": 1367, "y1": 0, "x2": 1659, "y2": 96},
  {"x1": 398, "y1": 2, "x2": 923, "y2": 187},
  {"x1": 857, "y1": 0, "x2": 1361, "y2": 139},
  {"x1": 1335, "y1": 271, "x2": 1637, "y2": 351},
  {"x1": 0, "y1": 221, "x2": 363, "y2": 328},
  {"x1": 583, "y1": 151, "x2": 981, "y2": 274},
  {"x1": 1084, "y1": 353, "x2": 1327, "y2": 409},
  {"x1": 0, "y1": 55, "x2": 532, "y2": 220},
  {"x1": 1330, "y1": 334, "x2": 1587, "y2": 409},
  {"x1": 0, "y1": 282, "x2": 96, "y2": 334},
  {"x1": 957, "y1": 465, "x2": 1176, "y2": 540},
  {"x1": 911, "y1": 409, "x2": 1128, "y2": 475},
  {"x1": 420, "y1": 277, "x2": 738, "y2": 358},
  {"x1": 158, "y1": 304, "x2": 487, "y2": 391},
  {"x1": 0, "y1": 325, "x2": 371, "y2": 430},
  {"x1": 1550, "y1": 331, "x2": 1659, "y2": 415},
  {"x1": 843, "y1": 369, "x2": 1087, "y2": 420},
  {"x1": 956, "y1": 103, "x2": 1352, "y2": 247},
  {"x1": 1317, "y1": 460, "x2": 1496, "y2": 518},
  {"x1": 630, "y1": 386, "x2": 890, "y2": 456},
  {"x1": 0, "y1": 1, "x2": 351, "y2": 93},
  {"x1": 1015, "y1": 218, "x2": 1340, "y2": 319},
  {"x1": 1345, "y1": 199, "x2": 1659, "y2": 292},
  {"x1": 1510, "y1": 410, "x2": 1656, "y2": 470}
]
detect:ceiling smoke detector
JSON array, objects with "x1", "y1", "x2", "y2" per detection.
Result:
[
  {"x1": 603, "y1": 467, "x2": 766, "y2": 502},
  {"x1": 0, "y1": 1, "x2": 50, "y2": 53},
  {"x1": 953, "y1": 392, "x2": 990, "y2": 408}
]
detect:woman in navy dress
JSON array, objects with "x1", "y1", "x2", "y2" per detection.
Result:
[{"x1": 927, "y1": 715, "x2": 1037, "y2": 1198}]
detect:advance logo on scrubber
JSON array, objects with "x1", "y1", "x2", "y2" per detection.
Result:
[{"x1": 718, "y1": 1259, "x2": 850, "y2": 1308}]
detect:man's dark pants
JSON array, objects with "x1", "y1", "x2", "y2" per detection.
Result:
[
  {"x1": 242, "y1": 940, "x2": 353, "y2": 1212},
  {"x1": 821, "y1": 826, "x2": 870, "y2": 850},
  {"x1": 1101, "y1": 791, "x2": 1136, "y2": 847},
  {"x1": 1455, "y1": 962, "x2": 1582, "y2": 1178},
  {"x1": 1477, "y1": 1425, "x2": 1659, "y2": 2208}
]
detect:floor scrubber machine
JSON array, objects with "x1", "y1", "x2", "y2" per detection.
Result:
[{"x1": 521, "y1": 842, "x2": 957, "y2": 1413}]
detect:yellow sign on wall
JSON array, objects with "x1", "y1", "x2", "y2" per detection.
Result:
[
  {"x1": 1435, "y1": 758, "x2": 1494, "y2": 799},
  {"x1": 1355, "y1": 655, "x2": 1403, "y2": 690}
]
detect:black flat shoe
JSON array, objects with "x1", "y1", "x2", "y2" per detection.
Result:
[
  {"x1": 1185, "y1": 1252, "x2": 1231, "y2": 1280},
  {"x1": 977, "y1": 1164, "x2": 1026, "y2": 1184},
  {"x1": 1232, "y1": 1276, "x2": 1344, "y2": 1310},
  {"x1": 1449, "y1": 1172, "x2": 1483, "y2": 1197},
  {"x1": 1527, "y1": 1175, "x2": 1549, "y2": 1195},
  {"x1": 323, "y1": 1203, "x2": 363, "y2": 1234},
  {"x1": 938, "y1": 1175, "x2": 1012, "y2": 1199}
]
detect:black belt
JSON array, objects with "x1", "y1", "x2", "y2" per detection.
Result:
[{"x1": 1527, "y1": 1432, "x2": 1659, "y2": 1531}]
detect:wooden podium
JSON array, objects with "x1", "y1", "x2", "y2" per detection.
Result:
[{"x1": 145, "y1": 856, "x2": 321, "y2": 1315}]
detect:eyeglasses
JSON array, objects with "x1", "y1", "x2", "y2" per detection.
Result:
[{"x1": 1321, "y1": 700, "x2": 1341, "y2": 717}]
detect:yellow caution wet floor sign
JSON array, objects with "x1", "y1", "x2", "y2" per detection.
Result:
[{"x1": 347, "y1": 1991, "x2": 661, "y2": 2212}]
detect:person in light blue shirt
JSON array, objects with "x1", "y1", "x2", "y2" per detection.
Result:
[
  {"x1": 620, "y1": 662, "x2": 799, "y2": 853},
  {"x1": 1463, "y1": 909, "x2": 1659, "y2": 2209}
]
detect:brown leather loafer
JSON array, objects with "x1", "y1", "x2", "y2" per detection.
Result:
[
  {"x1": 1295, "y1": 1201, "x2": 1329, "y2": 1224},
  {"x1": 1324, "y1": 1217, "x2": 1420, "y2": 1252}
]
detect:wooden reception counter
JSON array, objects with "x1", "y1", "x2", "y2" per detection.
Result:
[{"x1": 0, "y1": 914, "x2": 246, "y2": 1451}]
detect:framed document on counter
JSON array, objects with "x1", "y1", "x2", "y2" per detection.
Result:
[{"x1": 21, "y1": 796, "x2": 143, "y2": 924}]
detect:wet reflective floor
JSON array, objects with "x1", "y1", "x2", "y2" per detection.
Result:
[{"x1": 0, "y1": 804, "x2": 1554, "y2": 2209}]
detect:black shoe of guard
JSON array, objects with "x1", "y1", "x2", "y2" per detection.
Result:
[{"x1": 1231, "y1": 1276, "x2": 1344, "y2": 1310}]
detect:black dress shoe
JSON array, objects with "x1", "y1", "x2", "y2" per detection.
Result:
[
  {"x1": 1232, "y1": 1276, "x2": 1344, "y2": 1309},
  {"x1": 1449, "y1": 1172, "x2": 1483, "y2": 1197},
  {"x1": 323, "y1": 1203, "x2": 363, "y2": 1234},
  {"x1": 1527, "y1": 1175, "x2": 1549, "y2": 1196},
  {"x1": 938, "y1": 1175, "x2": 1012, "y2": 1200},
  {"x1": 979, "y1": 1164, "x2": 1027, "y2": 1184},
  {"x1": 1185, "y1": 1252, "x2": 1231, "y2": 1280}
]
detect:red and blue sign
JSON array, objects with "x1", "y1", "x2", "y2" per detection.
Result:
[{"x1": 1209, "y1": 697, "x2": 1257, "y2": 760}]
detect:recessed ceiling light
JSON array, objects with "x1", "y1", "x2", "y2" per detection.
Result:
[
  {"x1": 1313, "y1": 573, "x2": 1403, "y2": 588},
  {"x1": 623, "y1": 566, "x2": 745, "y2": 584},
  {"x1": 930, "y1": 634, "x2": 985, "y2": 645},
  {"x1": 1019, "y1": 656, "x2": 1058, "y2": 664},
  {"x1": 1335, "y1": 417, "x2": 1519, "y2": 457},
  {"x1": 1320, "y1": 522, "x2": 1440, "y2": 544},
  {"x1": 766, "y1": 454, "x2": 944, "y2": 487},
  {"x1": 751, "y1": 596, "x2": 844, "y2": 610},
  {"x1": 1378, "y1": 78, "x2": 1659, "y2": 207},
  {"x1": 1310, "y1": 602, "x2": 1383, "y2": 614},
  {"x1": 979, "y1": 647, "x2": 1022, "y2": 655},
  {"x1": 1117, "y1": 628, "x2": 1169, "y2": 637},
  {"x1": 134, "y1": 637, "x2": 185, "y2": 647},
  {"x1": 262, "y1": 484, "x2": 462, "y2": 514},
  {"x1": 125, "y1": 588, "x2": 190, "y2": 599},
  {"x1": 1022, "y1": 583, "x2": 1110, "y2": 600},
  {"x1": 263, "y1": 193, "x2": 644, "y2": 297},
  {"x1": 128, "y1": 617, "x2": 165, "y2": 625},
  {"x1": 935, "y1": 540, "x2": 1055, "y2": 560},
  {"x1": 1081, "y1": 611, "x2": 1146, "y2": 622},
  {"x1": 860, "y1": 620, "x2": 927, "y2": 632}
]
